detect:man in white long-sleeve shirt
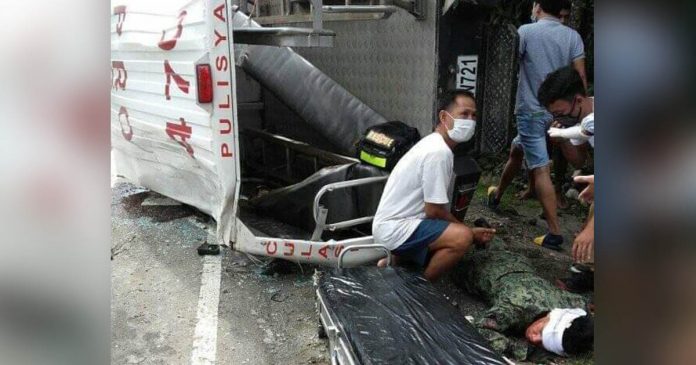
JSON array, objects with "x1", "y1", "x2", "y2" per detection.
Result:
[
  {"x1": 372, "y1": 91, "x2": 495, "y2": 281},
  {"x1": 538, "y1": 66, "x2": 595, "y2": 274},
  {"x1": 540, "y1": 66, "x2": 594, "y2": 150}
]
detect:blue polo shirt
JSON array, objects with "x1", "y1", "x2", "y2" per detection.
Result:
[{"x1": 516, "y1": 17, "x2": 585, "y2": 115}]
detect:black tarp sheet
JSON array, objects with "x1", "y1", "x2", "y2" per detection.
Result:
[{"x1": 317, "y1": 267, "x2": 507, "y2": 364}]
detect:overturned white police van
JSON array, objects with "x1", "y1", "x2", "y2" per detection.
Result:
[
  {"x1": 111, "y1": 0, "x2": 481, "y2": 268},
  {"x1": 111, "y1": 1, "x2": 513, "y2": 364}
]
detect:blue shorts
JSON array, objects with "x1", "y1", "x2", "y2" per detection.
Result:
[
  {"x1": 512, "y1": 112, "x2": 553, "y2": 170},
  {"x1": 393, "y1": 219, "x2": 450, "y2": 267}
]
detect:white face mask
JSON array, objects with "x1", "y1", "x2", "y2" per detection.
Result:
[{"x1": 445, "y1": 112, "x2": 476, "y2": 143}]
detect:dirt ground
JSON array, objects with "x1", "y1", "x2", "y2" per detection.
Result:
[{"x1": 111, "y1": 156, "x2": 594, "y2": 364}]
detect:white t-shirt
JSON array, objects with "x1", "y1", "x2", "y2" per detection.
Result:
[
  {"x1": 571, "y1": 98, "x2": 594, "y2": 147},
  {"x1": 372, "y1": 133, "x2": 453, "y2": 250}
]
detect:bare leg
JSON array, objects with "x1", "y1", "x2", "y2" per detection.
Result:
[
  {"x1": 534, "y1": 165, "x2": 561, "y2": 235},
  {"x1": 517, "y1": 170, "x2": 536, "y2": 200},
  {"x1": 377, "y1": 255, "x2": 398, "y2": 267},
  {"x1": 494, "y1": 145, "x2": 524, "y2": 201},
  {"x1": 423, "y1": 223, "x2": 473, "y2": 281},
  {"x1": 560, "y1": 140, "x2": 587, "y2": 169},
  {"x1": 552, "y1": 143, "x2": 569, "y2": 209}
]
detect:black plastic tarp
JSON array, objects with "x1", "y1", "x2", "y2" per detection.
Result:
[{"x1": 317, "y1": 267, "x2": 507, "y2": 364}]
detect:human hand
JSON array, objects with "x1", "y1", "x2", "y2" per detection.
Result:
[
  {"x1": 572, "y1": 226, "x2": 594, "y2": 263},
  {"x1": 481, "y1": 317, "x2": 498, "y2": 330},
  {"x1": 574, "y1": 175, "x2": 594, "y2": 203},
  {"x1": 472, "y1": 227, "x2": 496, "y2": 245},
  {"x1": 548, "y1": 127, "x2": 565, "y2": 138}
]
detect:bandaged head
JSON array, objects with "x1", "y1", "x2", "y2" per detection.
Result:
[{"x1": 541, "y1": 308, "x2": 587, "y2": 356}]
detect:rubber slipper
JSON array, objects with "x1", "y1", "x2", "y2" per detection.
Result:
[
  {"x1": 486, "y1": 186, "x2": 500, "y2": 210},
  {"x1": 534, "y1": 233, "x2": 564, "y2": 251}
]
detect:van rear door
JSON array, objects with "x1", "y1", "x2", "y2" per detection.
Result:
[{"x1": 111, "y1": 0, "x2": 240, "y2": 244}]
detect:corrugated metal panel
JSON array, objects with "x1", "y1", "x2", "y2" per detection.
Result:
[{"x1": 266, "y1": 2, "x2": 439, "y2": 137}]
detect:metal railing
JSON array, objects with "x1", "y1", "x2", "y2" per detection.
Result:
[
  {"x1": 337, "y1": 244, "x2": 391, "y2": 268},
  {"x1": 311, "y1": 175, "x2": 388, "y2": 240}
]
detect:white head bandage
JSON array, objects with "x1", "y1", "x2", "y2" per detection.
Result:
[{"x1": 541, "y1": 308, "x2": 587, "y2": 356}]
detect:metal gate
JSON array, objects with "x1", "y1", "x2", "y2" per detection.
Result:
[{"x1": 477, "y1": 22, "x2": 519, "y2": 154}]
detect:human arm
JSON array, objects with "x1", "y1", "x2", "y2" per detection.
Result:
[
  {"x1": 573, "y1": 57, "x2": 588, "y2": 91},
  {"x1": 574, "y1": 175, "x2": 594, "y2": 203},
  {"x1": 547, "y1": 125, "x2": 591, "y2": 141},
  {"x1": 421, "y1": 152, "x2": 455, "y2": 220},
  {"x1": 424, "y1": 203, "x2": 496, "y2": 244},
  {"x1": 424, "y1": 202, "x2": 460, "y2": 223},
  {"x1": 478, "y1": 310, "x2": 530, "y2": 361},
  {"x1": 476, "y1": 327, "x2": 530, "y2": 361},
  {"x1": 571, "y1": 31, "x2": 588, "y2": 90},
  {"x1": 573, "y1": 206, "x2": 594, "y2": 263}
]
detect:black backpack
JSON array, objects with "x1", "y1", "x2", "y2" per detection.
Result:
[{"x1": 356, "y1": 121, "x2": 421, "y2": 171}]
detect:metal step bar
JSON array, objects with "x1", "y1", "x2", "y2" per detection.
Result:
[
  {"x1": 232, "y1": 0, "x2": 423, "y2": 47},
  {"x1": 232, "y1": 26, "x2": 335, "y2": 47}
]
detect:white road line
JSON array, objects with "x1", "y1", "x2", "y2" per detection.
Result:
[{"x1": 190, "y1": 253, "x2": 222, "y2": 365}]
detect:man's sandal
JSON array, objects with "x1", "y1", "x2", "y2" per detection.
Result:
[
  {"x1": 533, "y1": 233, "x2": 564, "y2": 251},
  {"x1": 486, "y1": 186, "x2": 500, "y2": 210}
]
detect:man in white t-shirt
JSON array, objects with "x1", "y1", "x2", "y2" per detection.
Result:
[
  {"x1": 372, "y1": 91, "x2": 496, "y2": 281},
  {"x1": 538, "y1": 66, "x2": 595, "y2": 286}
]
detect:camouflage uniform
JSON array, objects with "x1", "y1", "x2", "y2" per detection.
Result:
[{"x1": 458, "y1": 246, "x2": 588, "y2": 361}]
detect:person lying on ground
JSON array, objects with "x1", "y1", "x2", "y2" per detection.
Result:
[
  {"x1": 372, "y1": 91, "x2": 495, "y2": 281},
  {"x1": 453, "y1": 243, "x2": 594, "y2": 361}
]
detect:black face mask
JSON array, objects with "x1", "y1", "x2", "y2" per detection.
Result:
[{"x1": 555, "y1": 99, "x2": 582, "y2": 127}]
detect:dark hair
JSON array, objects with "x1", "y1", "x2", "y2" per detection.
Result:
[
  {"x1": 438, "y1": 90, "x2": 476, "y2": 113},
  {"x1": 562, "y1": 315, "x2": 594, "y2": 355},
  {"x1": 560, "y1": 0, "x2": 571, "y2": 11},
  {"x1": 538, "y1": 66, "x2": 586, "y2": 107},
  {"x1": 537, "y1": 0, "x2": 564, "y2": 17},
  {"x1": 435, "y1": 91, "x2": 476, "y2": 129}
]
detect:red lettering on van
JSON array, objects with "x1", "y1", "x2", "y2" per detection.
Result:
[
  {"x1": 213, "y1": 4, "x2": 226, "y2": 22},
  {"x1": 112, "y1": 61, "x2": 127, "y2": 90},
  {"x1": 118, "y1": 106, "x2": 133, "y2": 141},
  {"x1": 301, "y1": 246, "x2": 313, "y2": 257},
  {"x1": 164, "y1": 60, "x2": 190, "y2": 100},
  {"x1": 113, "y1": 6, "x2": 126, "y2": 36},
  {"x1": 166, "y1": 118, "x2": 194, "y2": 157},
  {"x1": 158, "y1": 11, "x2": 187, "y2": 51},
  {"x1": 221, "y1": 143, "x2": 232, "y2": 158},
  {"x1": 219, "y1": 119, "x2": 232, "y2": 134},
  {"x1": 219, "y1": 94, "x2": 230, "y2": 109},
  {"x1": 283, "y1": 242, "x2": 295, "y2": 256},
  {"x1": 266, "y1": 241, "x2": 277, "y2": 255},
  {"x1": 318, "y1": 245, "x2": 329, "y2": 259},
  {"x1": 214, "y1": 29, "x2": 227, "y2": 47},
  {"x1": 215, "y1": 56, "x2": 228, "y2": 72}
]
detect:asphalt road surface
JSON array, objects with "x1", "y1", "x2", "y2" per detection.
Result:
[{"x1": 111, "y1": 181, "x2": 328, "y2": 365}]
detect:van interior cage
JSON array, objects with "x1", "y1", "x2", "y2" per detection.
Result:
[{"x1": 477, "y1": 22, "x2": 519, "y2": 155}]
